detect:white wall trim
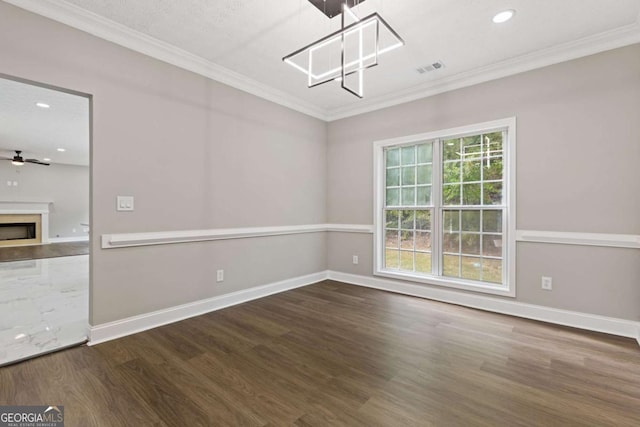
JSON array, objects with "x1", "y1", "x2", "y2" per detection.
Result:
[
  {"x1": 516, "y1": 230, "x2": 640, "y2": 249},
  {"x1": 49, "y1": 235, "x2": 89, "y2": 243},
  {"x1": 102, "y1": 225, "x2": 640, "y2": 249},
  {"x1": 4, "y1": 0, "x2": 327, "y2": 120},
  {"x1": 101, "y1": 223, "x2": 372, "y2": 249},
  {"x1": 325, "y1": 224, "x2": 374, "y2": 233},
  {"x1": 88, "y1": 269, "x2": 640, "y2": 346},
  {"x1": 327, "y1": 271, "x2": 640, "y2": 341},
  {"x1": 6, "y1": 0, "x2": 639, "y2": 122},
  {"x1": 326, "y1": 22, "x2": 640, "y2": 120},
  {"x1": 88, "y1": 271, "x2": 327, "y2": 346}
]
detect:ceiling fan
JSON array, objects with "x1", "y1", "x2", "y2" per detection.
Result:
[{"x1": 1, "y1": 150, "x2": 50, "y2": 166}]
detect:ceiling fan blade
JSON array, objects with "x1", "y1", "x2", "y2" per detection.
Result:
[
  {"x1": 25, "y1": 159, "x2": 50, "y2": 166},
  {"x1": 0, "y1": 157, "x2": 12, "y2": 161}
]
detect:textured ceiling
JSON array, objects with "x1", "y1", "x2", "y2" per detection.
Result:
[
  {"x1": 0, "y1": 78, "x2": 89, "y2": 166},
  {"x1": 54, "y1": 0, "x2": 639, "y2": 115},
  {"x1": 1, "y1": 1, "x2": 637, "y2": 168}
]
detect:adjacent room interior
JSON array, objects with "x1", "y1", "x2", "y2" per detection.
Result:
[
  {"x1": 0, "y1": 0, "x2": 638, "y2": 425},
  {"x1": 0, "y1": 77, "x2": 90, "y2": 366}
]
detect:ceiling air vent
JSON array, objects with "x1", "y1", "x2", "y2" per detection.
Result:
[{"x1": 417, "y1": 61, "x2": 445, "y2": 74}]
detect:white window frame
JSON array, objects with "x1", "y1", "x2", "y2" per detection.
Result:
[{"x1": 373, "y1": 117, "x2": 516, "y2": 297}]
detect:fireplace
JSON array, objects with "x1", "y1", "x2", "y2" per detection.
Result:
[
  {"x1": 0, "y1": 214, "x2": 43, "y2": 247},
  {"x1": 0, "y1": 222, "x2": 37, "y2": 240}
]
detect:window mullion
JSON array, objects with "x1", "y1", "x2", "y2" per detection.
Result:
[{"x1": 432, "y1": 138, "x2": 442, "y2": 276}]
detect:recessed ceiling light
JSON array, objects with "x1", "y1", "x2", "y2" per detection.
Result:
[
  {"x1": 36, "y1": 102, "x2": 50, "y2": 108},
  {"x1": 493, "y1": 10, "x2": 515, "y2": 24},
  {"x1": 43, "y1": 158, "x2": 51, "y2": 162},
  {"x1": 57, "y1": 148, "x2": 66, "y2": 152},
  {"x1": 14, "y1": 333, "x2": 26, "y2": 340}
]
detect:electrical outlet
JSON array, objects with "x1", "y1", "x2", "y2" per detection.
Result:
[
  {"x1": 541, "y1": 276, "x2": 553, "y2": 291},
  {"x1": 352, "y1": 255, "x2": 359, "y2": 265},
  {"x1": 216, "y1": 269, "x2": 224, "y2": 283}
]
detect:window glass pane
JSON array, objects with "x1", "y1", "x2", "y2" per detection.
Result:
[
  {"x1": 462, "y1": 161, "x2": 481, "y2": 182},
  {"x1": 400, "y1": 251, "x2": 414, "y2": 270},
  {"x1": 443, "y1": 210, "x2": 460, "y2": 232},
  {"x1": 386, "y1": 188, "x2": 399, "y2": 206},
  {"x1": 385, "y1": 249, "x2": 399, "y2": 269},
  {"x1": 385, "y1": 230, "x2": 399, "y2": 248},
  {"x1": 482, "y1": 234, "x2": 502, "y2": 257},
  {"x1": 400, "y1": 230, "x2": 414, "y2": 250},
  {"x1": 462, "y1": 135, "x2": 482, "y2": 159},
  {"x1": 416, "y1": 186, "x2": 431, "y2": 205},
  {"x1": 402, "y1": 167, "x2": 416, "y2": 185},
  {"x1": 386, "y1": 210, "x2": 399, "y2": 228},
  {"x1": 416, "y1": 252, "x2": 431, "y2": 274},
  {"x1": 484, "y1": 132, "x2": 503, "y2": 156},
  {"x1": 417, "y1": 143, "x2": 433, "y2": 163},
  {"x1": 443, "y1": 162, "x2": 460, "y2": 184},
  {"x1": 443, "y1": 184, "x2": 460, "y2": 205},
  {"x1": 401, "y1": 210, "x2": 415, "y2": 229},
  {"x1": 483, "y1": 157, "x2": 503, "y2": 181},
  {"x1": 443, "y1": 255, "x2": 460, "y2": 277},
  {"x1": 461, "y1": 211, "x2": 480, "y2": 231},
  {"x1": 416, "y1": 231, "x2": 431, "y2": 251},
  {"x1": 461, "y1": 256, "x2": 482, "y2": 281},
  {"x1": 386, "y1": 148, "x2": 400, "y2": 167},
  {"x1": 482, "y1": 210, "x2": 502, "y2": 233},
  {"x1": 401, "y1": 146, "x2": 415, "y2": 165},
  {"x1": 417, "y1": 165, "x2": 432, "y2": 185},
  {"x1": 462, "y1": 183, "x2": 481, "y2": 205},
  {"x1": 443, "y1": 232, "x2": 460, "y2": 253},
  {"x1": 461, "y1": 233, "x2": 480, "y2": 255},
  {"x1": 443, "y1": 139, "x2": 460, "y2": 161},
  {"x1": 386, "y1": 168, "x2": 400, "y2": 187},
  {"x1": 401, "y1": 188, "x2": 415, "y2": 206},
  {"x1": 415, "y1": 210, "x2": 431, "y2": 230},
  {"x1": 482, "y1": 258, "x2": 503, "y2": 284},
  {"x1": 483, "y1": 182, "x2": 503, "y2": 205}
]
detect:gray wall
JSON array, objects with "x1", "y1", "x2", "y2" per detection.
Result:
[
  {"x1": 327, "y1": 44, "x2": 640, "y2": 321},
  {"x1": 0, "y1": 2, "x2": 327, "y2": 325},
  {"x1": 1, "y1": 1, "x2": 637, "y2": 327},
  {"x1": 0, "y1": 162, "x2": 89, "y2": 238}
]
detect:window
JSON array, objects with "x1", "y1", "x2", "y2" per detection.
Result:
[{"x1": 374, "y1": 118, "x2": 516, "y2": 296}]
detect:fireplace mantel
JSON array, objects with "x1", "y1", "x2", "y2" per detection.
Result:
[{"x1": 0, "y1": 201, "x2": 51, "y2": 244}]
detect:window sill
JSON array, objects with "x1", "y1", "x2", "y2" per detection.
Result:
[{"x1": 374, "y1": 269, "x2": 515, "y2": 297}]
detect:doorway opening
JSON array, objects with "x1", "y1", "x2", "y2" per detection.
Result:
[{"x1": 0, "y1": 75, "x2": 91, "y2": 366}]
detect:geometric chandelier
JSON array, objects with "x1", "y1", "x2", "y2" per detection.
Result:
[{"x1": 283, "y1": 0, "x2": 404, "y2": 98}]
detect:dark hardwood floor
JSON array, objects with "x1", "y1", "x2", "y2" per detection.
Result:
[
  {"x1": 1, "y1": 280, "x2": 638, "y2": 426},
  {"x1": 0, "y1": 241, "x2": 89, "y2": 262}
]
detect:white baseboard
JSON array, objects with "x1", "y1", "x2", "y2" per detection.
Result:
[
  {"x1": 327, "y1": 271, "x2": 640, "y2": 342},
  {"x1": 88, "y1": 269, "x2": 640, "y2": 347},
  {"x1": 49, "y1": 236, "x2": 89, "y2": 243},
  {"x1": 88, "y1": 271, "x2": 327, "y2": 346}
]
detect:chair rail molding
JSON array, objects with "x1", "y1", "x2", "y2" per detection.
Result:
[{"x1": 101, "y1": 223, "x2": 374, "y2": 249}]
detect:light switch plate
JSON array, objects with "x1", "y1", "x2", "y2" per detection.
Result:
[{"x1": 117, "y1": 196, "x2": 134, "y2": 211}]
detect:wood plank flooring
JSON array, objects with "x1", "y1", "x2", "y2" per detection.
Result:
[
  {"x1": 0, "y1": 241, "x2": 89, "y2": 262},
  {"x1": 1, "y1": 280, "x2": 638, "y2": 426}
]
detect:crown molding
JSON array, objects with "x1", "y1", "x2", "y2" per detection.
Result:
[
  {"x1": 5, "y1": 0, "x2": 640, "y2": 122},
  {"x1": 326, "y1": 21, "x2": 640, "y2": 121},
  {"x1": 3, "y1": 0, "x2": 329, "y2": 121}
]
